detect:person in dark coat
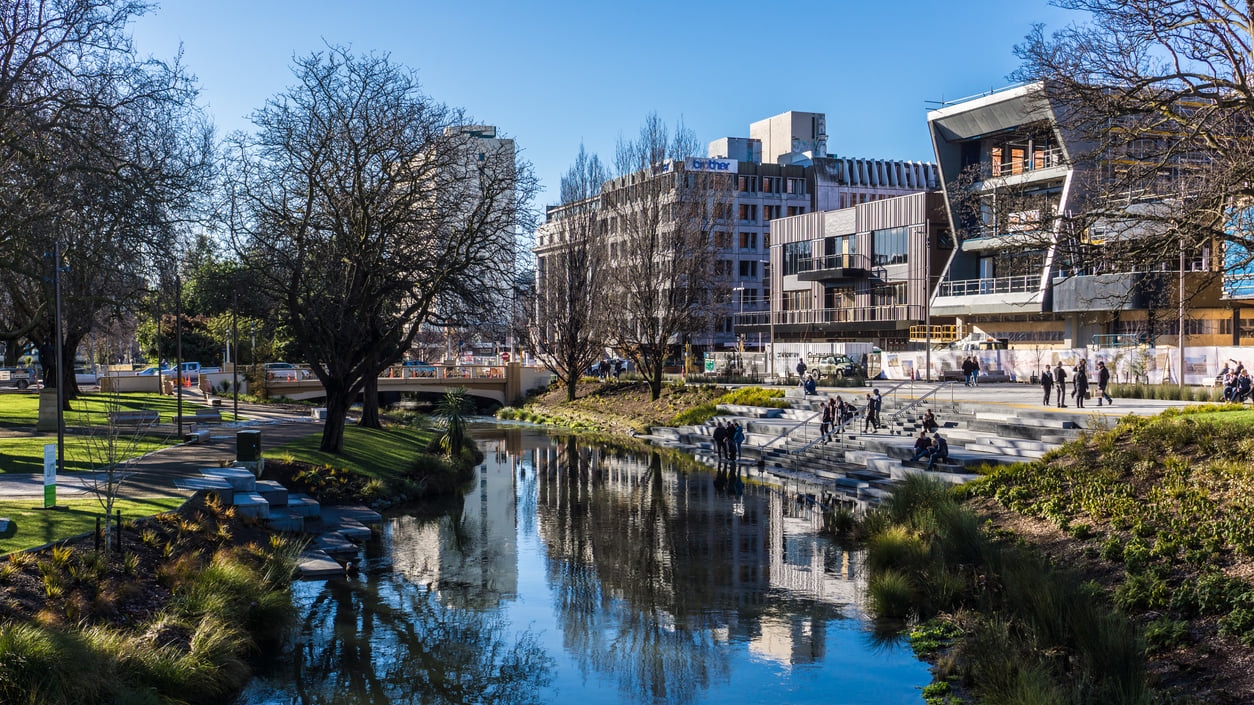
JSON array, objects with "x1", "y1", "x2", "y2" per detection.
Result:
[
  {"x1": 1041, "y1": 367, "x2": 1054, "y2": 406},
  {"x1": 1096, "y1": 360, "x2": 1112, "y2": 406},
  {"x1": 712, "y1": 421, "x2": 727, "y2": 460},
  {"x1": 1053, "y1": 363, "x2": 1067, "y2": 408},
  {"x1": 1074, "y1": 360, "x2": 1089, "y2": 408}
]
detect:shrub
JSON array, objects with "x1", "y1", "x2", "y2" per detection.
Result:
[
  {"x1": 867, "y1": 569, "x2": 917, "y2": 620},
  {"x1": 1144, "y1": 617, "x2": 1189, "y2": 653}
]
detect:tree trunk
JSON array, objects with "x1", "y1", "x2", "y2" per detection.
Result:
[
  {"x1": 566, "y1": 372, "x2": 578, "y2": 402},
  {"x1": 319, "y1": 384, "x2": 352, "y2": 454},
  {"x1": 648, "y1": 359, "x2": 664, "y2": 401},
  {"x1": 359, "y1": 374, "x2": 381, "y2": 429}
]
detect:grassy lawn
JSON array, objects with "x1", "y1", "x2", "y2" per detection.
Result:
[
  {"x1": 0, "y1": 496, "x2": 185, "y2": 554},
  {"x1": 0, "y1": 392, "x2": 239, "y2": 429},
  {"x1": 1167, "y1": 405, "x2": 1254, "y2": 426},
  {"x1": 269, "y1": 424, "x2": 438, "y2": 485},
  {"x1": 0, "y1": 391, "x2": 243, "y2": 474}
]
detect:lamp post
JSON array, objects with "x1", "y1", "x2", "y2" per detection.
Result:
[
  {"x1": 232, "y1": 291, "x2": 239, "y2": 423},
  {"x1": 175, "y1": 274, "x2": 183, "y2": 439}
]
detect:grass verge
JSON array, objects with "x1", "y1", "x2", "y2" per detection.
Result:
[{"x1": 0, "y1": 497, "x2": 185, "y2": 554}]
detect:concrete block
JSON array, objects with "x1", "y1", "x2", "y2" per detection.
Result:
[
  {"x1": 255, "y1": 480, "x2": 289, "y2": 507},
  {"x1": 233, "y1": 492, "x2": 269, "y2": 519},
  {"x1": 200, "y1": 466, "x2": 257, "y2": 491}
]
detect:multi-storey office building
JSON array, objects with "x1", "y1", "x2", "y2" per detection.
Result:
[
  {"x1": 534, "y1": 111, "x2": 938, "y2": 353},
  {"x1": 740, "y1": 191, "x2": 952, "y2": 350},
  {"x1": 926, "y1": 83, "x2": 1226, "y2": 349}
]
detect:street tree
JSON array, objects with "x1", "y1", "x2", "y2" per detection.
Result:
[
  {"x1": 227, "y1": 46, "x2": 534, "y2": 453},
  {"x1": 528, "y1": 145, "x2": 610, "y2": 401},
  {"x1": 0, "y1": 0, "x2": 210, "y2": 406},
  {"x1": 603, "y1": 114, "x2": 730, "y2": 400}
]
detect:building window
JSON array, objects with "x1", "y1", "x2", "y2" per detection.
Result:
[
  {"x1": 739, "y1": 260, "x2": 758, "y2": 278},
  {"x1": 787, "y1": 206, "x2": 806, "y2": 217},
  {"x1": 787, "y1": 178, "x2": 806, "y2": 195},
  {"x1": 738, "y1": 175, "x2": 758, "y2": 192},
  {"x1": 782, "y1": 241, "x2": 808, "y2": 276},
  {"x1": 872, "y1": 283, "x2": 906, "y2": 307},
  {"x1": 763, "y1": 205, "x2": 782, "y2": 221},
  {"x1": 763, "y1": 234, "x2": 771, "y2": 249},
  {"x1": 783, "y1": 290, "x2": 809, "y2": 311},
  {"x1": 762, "y1": 176, "x2": 779, "y2": 193},
  {"x1": 738, "y1": 232, "x2": 757, "y2": 249},
  {"x1": 715, "y1": 259, "x2": 733, "y2": 276},
  {"x1": 714, "y1": 231, "x2": 732, "y2": 248},
  {"x1": 872, "y1": 226, "x2": 909, "y2": 266},
  {"x1": 739, "y1": 204, "x2": 758, "y2": 222}
]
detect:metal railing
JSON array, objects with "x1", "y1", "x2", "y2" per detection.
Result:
[
  {"x1": 991, "y1": 146, "x2": 1065, "y2": 176},
  {"x1": 889, "y1": 381, "x2": 957, "y2": 426},
  {"x1": 937, "y1": 275, "x2": 1039, "y2": 297},
  {"x1": 796, "y1": 253, "x2": 872, "y2": 274},
  {"x1": 734, "y1": 305, "x2": 927, "y2": 328}
]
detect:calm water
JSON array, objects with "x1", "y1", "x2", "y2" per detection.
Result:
[{"x1": 234, "y1": 426, "x2": 929, "y2": 705}]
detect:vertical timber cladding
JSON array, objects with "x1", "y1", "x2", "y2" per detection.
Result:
[{"x1": 855, "y1": 192, "x2": 932, "y2": 313}]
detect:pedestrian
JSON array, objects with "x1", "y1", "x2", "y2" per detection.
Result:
[
  {"x1": 961, "y1": 356, "x2": 974, "y2": 386},
  {"x1": 733, "y1": 422, "x2": 745, "y2": 459},
  {"x1": 1096, "y1": 360, "x2": 1112, "y2": 406},
  {"x1": 1053, "y1": 362, "x2": 1067, "y2": 407},
  {"x1": 803, "y1": 374, "x2": 817, "y2": 395},
  {"x1": 613, "y1": 359, "x2": 623, "y2": 381},
  {"x1": 796, "y1": 359, "x2": 808, "y2": 387},
  {"x1": 1041, "y1": 367, "x2": 1054, "y2": 406},
  {"x1": 1074, "y1": 359, "x2": 1089, "y2": 408},
  {"x1": 972, "y1": 356, "x2": 981, "y2": 386},
  {"x1": 820, "y1": 398, "x2": 834, "y2": 444},
  {"x1": 712, "y1": 420, "x2": 727, "y2": 461}
]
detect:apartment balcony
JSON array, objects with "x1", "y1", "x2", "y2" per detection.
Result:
[
  {"x1": 960, "y1": 227, "x2": 1051, "y2": 253},
  {"x1": 795, "y1": 253, "x2": 872, "y2": 284},
  {"x1": 931, "y1": 274, "x2": 1045, "y2": 316},
  {"x1": 990, "y1": 146, "x2": 1065, "y2": 177},
  {"x1": 734, "y1": 305, "x2": 925, "y2": 336}
]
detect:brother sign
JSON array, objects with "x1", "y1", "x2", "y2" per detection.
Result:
[{"x1": 685, "y1": 157, "x2": 738, "y2": 173}]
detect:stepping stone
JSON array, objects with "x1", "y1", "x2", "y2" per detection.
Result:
[
  {"x1": 312, "y1": 532, "x2": 358, "y2": 558},
  {"x1": 287, "y1": 493, "x2": 321, "y2": 517},
  {"x1": 173, "y1": 477, "x2": 236, "y2": 504},
  {"x1": 296, "y1": 549, "x2": 344, "y2": 579},
  {"x1": 267, "y1": 507, "x2": 305, "y2": 532},
  {"x1": 323, "y1": 505, "x2": 383, "y2": 525}
]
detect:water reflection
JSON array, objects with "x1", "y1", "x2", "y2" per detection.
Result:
[{"x1": 235, "y1": 427, "x2": 927, "y2": 705}]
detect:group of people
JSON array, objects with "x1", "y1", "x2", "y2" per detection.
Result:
[
  {"x1": 960, "y1": 356, "x2": 982, "y2": 386},
  {"x1": 712, "y1": 420, "x2": 746, "y2": 462},
  {"x1": 1220, "y1": 361, "x2": 1253, "y2": 402},
  {"x1": 908, "y1": 429, "x2": 950, "y2": 470},
  {"x1": 1041, "y1": 359, "x2": 1112, "y2": 408},
  {"x1": 818, "y1": 395, "x2": 858, "y2": 443},
  {"x1": 593, "y1": 358, "x2": 624, "y2": 381}
]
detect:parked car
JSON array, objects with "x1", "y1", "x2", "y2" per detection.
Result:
[
  {"x1": 0, "y1": 367, "x2": 35, "y2": 390},
  {"x1": 262, "y1": 362, "x2": 303, "y2": 381},
  {"x1": 812, "y1": 354, "x2": 861, "y2": 378},
  {"x1": 135, "y1": 366, "x2": 169, "y2": 376}
]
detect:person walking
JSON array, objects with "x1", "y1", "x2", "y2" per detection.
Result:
[
  {"x1": 1053, "y1": 362, "x2": 1067, "y2": 407},
  {"x1": 870, "y1": 388, "x2": 883, "y2": 431},
  {"x1": 971, "y1": 356, "x2": 981, "y2": 386},
  {"x1": 1041, "y1": 367, "x2": 1054, "y2": 406},
  {"x1": 795, "y1": 359, "x2": 808, "y2": 387},
  {"x1": 820, "y1": 398, "x2": 834, "y2": 444},
  {"x1": 961, "y1": 356, "x2": 975, "y2": 386},
  {"x1": 1096, "y1": 360, "x2": 1112, "y2": 406},
  {"x1": 732, "y1": 422, "x2": 745, "y2": 460},
  {"x1": 1074, "y1": 360, "x2": 1089, "y2": 409}
]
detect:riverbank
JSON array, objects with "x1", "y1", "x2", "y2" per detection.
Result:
[{"x1": 506, "y1": 380, "x2": 1254, "y2": 703}]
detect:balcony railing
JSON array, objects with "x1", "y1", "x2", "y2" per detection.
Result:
[
  {"x1": 937, "y1": 274, "x2": 1039, "y2": 297},
  {"x1": 796, "y1": 253, "x2": 872, "y2": 274},
  {"x1": 991, "y1": 146, "x2": 1065, "y2": 177},
  {"x1": 734, "y1": 305, "x2": 925, "y2": 327}
]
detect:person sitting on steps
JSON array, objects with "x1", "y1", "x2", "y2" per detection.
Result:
[
  {"x1": 921, "y1": 409, "x2": 938, "y2": 433},
  {"x1": 909, "y1": 430, "x2": 932, "y2": 462},
  {"x1": 926, "y1": 432, "x2": 950, "y2": 470}
]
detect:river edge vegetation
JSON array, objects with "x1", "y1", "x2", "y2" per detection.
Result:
[
  {"x1": 829, "y1": 404, "x2": 1254, "y2": 705},
  {"x1": 506, "y1": 381, "x2": 1254, "y2": 703},
  {"x1": 0, "y1": 390, "x2": 483, "y2": 703}
]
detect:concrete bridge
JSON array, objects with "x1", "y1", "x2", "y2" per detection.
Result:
[{"x1": 262, "y1": 362, "x2": 553, "y2": 406}]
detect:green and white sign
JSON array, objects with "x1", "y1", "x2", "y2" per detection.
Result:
[{"x1": 43, "y1": 444, "x2": 56, "y2": 508}]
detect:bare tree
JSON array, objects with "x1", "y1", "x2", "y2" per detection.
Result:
[
  {"x1": 603, "y1": 114, "x2": 730, "y2": 400},
  {"x1": 1014, "y1": 3, "x2": 1253, "y2": 276},
  {"x1": 227, "y1": 46, "x2": 535, "y2": 454},
  {"x1": 528, "y1": 145, "x2": 610, "y2": 401}
]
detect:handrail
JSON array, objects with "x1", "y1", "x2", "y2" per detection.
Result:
[
  {"x1": 889, "y1": 382, "x2": 956, "y2": 426},
  {"x1": 787, "y1": 402, "x2": 867, "y2": 457},
  {"x1": 757, "y1": 409, "x2": 823, "y2": 451}
]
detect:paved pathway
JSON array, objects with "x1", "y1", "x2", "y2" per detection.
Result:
[
  {"x1": 0, "y1": 401, "x2": 323, "y2": 501},
  {"x1": 847, "y1": 379, "x2": 1198, "y2": 419}
]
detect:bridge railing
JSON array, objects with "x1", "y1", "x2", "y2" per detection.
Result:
[{"x1": 379, "y1": 364, "x2": 507, "y2": 381}]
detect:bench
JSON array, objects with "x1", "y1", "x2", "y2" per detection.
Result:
[
  {"x1": 109, "y1": 410, "x2": 160, "y2": 426},
  {"x1": 175, "y1": 409, "x2": 222, "y2": 426}
]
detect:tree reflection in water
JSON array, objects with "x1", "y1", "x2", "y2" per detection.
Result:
[
  {"x1": 277, "y1": 573, "x2": 553, "y2": 705},
  {"x1": 539, "y1": 439, "x2": 733, "y2": 705}
]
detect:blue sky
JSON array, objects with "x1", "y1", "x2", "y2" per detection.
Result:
[{"x1": 130, "y1": 0, "x2": 1082, "y2": 212}]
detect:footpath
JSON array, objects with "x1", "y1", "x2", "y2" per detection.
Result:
[{"x1": 0, "y1": 400, "x2": 323, "y2": 501}]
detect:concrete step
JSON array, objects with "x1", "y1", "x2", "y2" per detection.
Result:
[
  {"x1": 200, "y1": 466, "x2": 257, "y2": 491},
  {"x1": 266, "y1": 507, "x2": 306, "y2": 532},
  {"x1": 296, "y1": 549, "x2": 344, "y2": 579},
  {"x1": 287, "y1": 493, "x2": 322, "y2": 517},
  {"x1": 173, "y1": 477, "x2": 236, "y2": 504},
  {"x1": 233, "y1": 491, "x2": 269, "y2": 519},
  {"x1": 312, "y1": 531, "x2": 359, "y2": 559},
  {"x1": 255, "y1": 480, "x2": 289, "y2": 507}
]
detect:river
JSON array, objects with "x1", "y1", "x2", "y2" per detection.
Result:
[{"x1": 233, "y1": 425, "x2": 930, "y2": 704}]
